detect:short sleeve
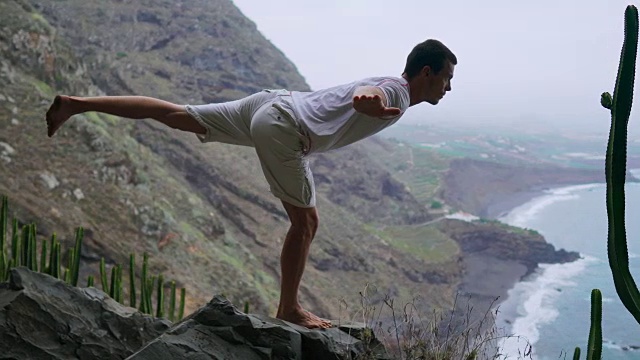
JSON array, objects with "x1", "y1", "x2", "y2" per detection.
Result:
[
  {"x1": 376, "y1": 79, "x2": 409, "y2": 118},
  {"x1": 376, "y1": 79, "x2": 410, "y2": 114}
]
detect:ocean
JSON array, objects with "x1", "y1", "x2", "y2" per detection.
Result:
[{"x1": 495, "y1": 170, "x2": 640, "y2": 360}]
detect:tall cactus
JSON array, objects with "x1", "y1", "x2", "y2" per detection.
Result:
[
  {"x1": 0, "y1": 195, "x2": 7, "y2": 281},
  {"x1": 71, "y1": 227, "x2": 84, "y2": 286},
  {"x1": 601, "y1": 4, "x2": 640, "y2": 324},
  {"x1": 586, "y1": 289, "x2": 603, "y2": 360},
  {"x1": 129, "y1": 253, "x2": 136, "y2": 308}
]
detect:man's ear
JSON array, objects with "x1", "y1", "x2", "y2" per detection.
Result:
[{"x1": 421, "y1": 65, "x2": 432, "y2": 77}]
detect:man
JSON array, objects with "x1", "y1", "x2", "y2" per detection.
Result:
[{"x1": 46, "y1": 39, "x2": 456, "y2": 329}]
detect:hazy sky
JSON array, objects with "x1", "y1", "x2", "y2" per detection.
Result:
[{"x1": 232, "y1": 0, "x2": 640, "y2": 136}]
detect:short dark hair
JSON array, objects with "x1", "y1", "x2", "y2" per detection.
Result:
[{"x1": 403, "y1": 39, "x2": 457, "y2": 78}]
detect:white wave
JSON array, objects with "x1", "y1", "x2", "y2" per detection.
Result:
[
  {"x1": 547, "y1": 183, "x2": 603, "y2": 195},
  {"x1": 499, "y1": 184, "x2": 605, "y2": 227},
  {"x1": 603, "y1": 339, "x2": 624, "y2": 351},
  {"x1": 499, "y1": 193, "x2": 578, "y2": 227},
  {"x1": 445, "y1": 211, "x2": 479, "y2": 222},
  {"x1": 603, "y1": 339, "x2": 640, "y2": 352},
  {"x1": 498, "y1": 256, "x2": 596, "y2": 358}
]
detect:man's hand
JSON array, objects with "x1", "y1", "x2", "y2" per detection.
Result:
[{"x1": 353, "y1": 94, "x2": 401, "y2": 118}]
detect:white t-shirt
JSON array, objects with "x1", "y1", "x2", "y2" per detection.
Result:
[{"x1": 288, "y1": 76, "x2": 410, "y2": 154}]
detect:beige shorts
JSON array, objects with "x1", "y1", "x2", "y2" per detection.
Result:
[{"x1": 185, "y1": 90, "x2": 315, "y2": 208}]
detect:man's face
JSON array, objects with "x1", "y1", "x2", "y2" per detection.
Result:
[{"x1": 421, "y1": 61, "x2": 455, "y2": 105}]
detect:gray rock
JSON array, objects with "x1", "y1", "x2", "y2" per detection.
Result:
[
  {"x1": 73, "y1": 188, "x2": 85, "y2": 200},
  {"x1": 0, "y1": 141, "x2": 15, "y2": 155},
  {"x1": 39, "y1": 171, "x2": 59, "y2": 190},
  {"x1": 0, "y1": 267, "x2": 171, "y2": 360},
  {"x1": 127, "y1": 295, "x2": 390, "y2": 360}
]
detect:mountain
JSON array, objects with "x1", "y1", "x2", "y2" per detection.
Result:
[{"x1": 0, "y1": 0, "x2": 587, "y2": 333}]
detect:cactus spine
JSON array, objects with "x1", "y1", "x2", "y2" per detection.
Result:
[{"x1": 602, "y1": 4, "x2": 640, "y2": 324}]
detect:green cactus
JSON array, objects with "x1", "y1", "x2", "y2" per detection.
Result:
[
  {"x1": 48, "y1": 233, "x2": 56, "y2": 275},
  {"x1": 129, "y1": 253, "x2": 136, "y2": 308},
  {"x1": 587, "y1": 289, "x2": 603, "y2": 360},
  {"x1": 24, "y1": 226, "x2": 31, "y2": 271},
  {"x1": 50, "y1": 240, "x2": 60, "y2": 279},
  {"x1": 29, "y1": 225, "x2": 37, "y2": 271},
  {"x1": 178, "y1": 288, "x2": 186, "y2": 321},
  {"x1": 87, "y1": 275, "x2": 94, "y2": 287},
  {"x1": 139, "y1": 252, "x2": 149, "y2": 314},
  {"x1": 20, "y1": 225, "x2": 28, "y2": 268},
  {"x1": 1, "y1": 195, "x2": 7, "y2": 281},
  {"x1": 71, "y1": 227, "x2": 83, "y2": 286},
  {"x1": 116, "y1": 264, "x2": 123, "y2": 303},
  {"x1": 573, "y1": 347, "x2": 581, "y2": 360},
  {"x1": 100, "y1": 257, "x2": 108, "y2": 291},
  {"x1": 109, "y1": 265, "x2": 117, "y2": 298},
  {"x1": 169, "y1": 280, "x2": 176, "y2": 322},
  {"x1": 55, "y1": 240, "x2": 61, "y2": 279},
  {"x1": 601, "y1": 92, "x2": 613, "y2": 110},
  {"x1": 602, "y1": 4, "x2": 640, "y2": 324},
  {"x1": 11, "y1": 219, "x2": 18, "y2": 268}
]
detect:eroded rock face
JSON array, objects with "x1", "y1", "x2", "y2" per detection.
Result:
[
  {"x1": 127, "y1": 295, "x2": 390, "y2": 360},
  {"x1": 436, "y1": 218, "x2": 580, "y2": 275},
  {"x1": 0, "y1": 267, "x2": 171, "y2": 360}
]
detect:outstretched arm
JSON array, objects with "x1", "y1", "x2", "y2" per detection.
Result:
[{"x1": 352, "y1": 86, "x2": 401, "y2": 118}]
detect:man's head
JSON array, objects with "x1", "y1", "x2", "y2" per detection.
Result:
[{"x1": 402, "y1": 39, "x2": 457, "y2": 106}]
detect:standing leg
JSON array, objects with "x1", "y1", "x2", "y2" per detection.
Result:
[
  {"x1": 248, "y1": 100, "x2": 329, "y2": 328},
  {"x1": 276, "y1": 201, "x2": 332, "y2": 329},
  {"x1": 45, "y1": 95, "x2": 206, "y2": 137}
]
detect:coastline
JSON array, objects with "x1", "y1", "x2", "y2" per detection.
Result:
[
  {"x1": 449, "y1": 169, "x2": 640, "y2": 357},
  {"x1": 451, "y1": 181, "x2": 604, "y2": 353},
  {"x1": 481, "y1": 168, "x2": 640, "y2": 220}
]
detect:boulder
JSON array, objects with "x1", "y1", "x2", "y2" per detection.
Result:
[
  {"x1": 0, "y1": 267, "x2": 171, "y2": 360},
  {"x1": 127, "y1": 295, "x2": 390, "y2": 360}
]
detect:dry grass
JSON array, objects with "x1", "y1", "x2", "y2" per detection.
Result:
[{"x1": 335, "y1": 284, "x2": 534, "y2": 360}]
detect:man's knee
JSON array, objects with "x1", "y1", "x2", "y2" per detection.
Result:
[
  {"x1": 282, "y1": 202, "x2": 319, "y2": 236},
  {"x1": 300, "y1": 210, "x2": 319, "y2": 236}
]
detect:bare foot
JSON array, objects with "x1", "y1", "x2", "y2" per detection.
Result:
[
  {"x1": 46, "y1": 95, "x2": 75, "y2": 137},
  {"x1": 277, "y1": 306, "x2": 332, "y2": 329}
]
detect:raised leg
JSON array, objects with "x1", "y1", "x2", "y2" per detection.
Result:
[
  {"x1": 45, "y1": 95, "x2": 206, "y2": 137},
  {"x1": 275, "y1": 201, "x2": 331, "y2": 329}
]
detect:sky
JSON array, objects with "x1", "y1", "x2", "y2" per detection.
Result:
[{"x1": 231, "y1": 0, "x2": 640, "y2": 137}]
